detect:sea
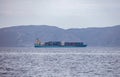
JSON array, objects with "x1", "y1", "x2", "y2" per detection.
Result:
[{"x1": 0, "y1": 47, "x2": 120, "y2": 77}]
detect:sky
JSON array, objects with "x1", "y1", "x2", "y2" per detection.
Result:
[{"x1": 0, "y1": 0, "x2": 120, "y2": 29}]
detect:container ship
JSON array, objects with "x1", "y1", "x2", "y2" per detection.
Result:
[{"x1": 34, "y1": 39, "x2": 87, "y2": 48}]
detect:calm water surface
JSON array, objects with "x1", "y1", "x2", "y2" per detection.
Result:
[{"x1": 0, "y1": 47, "x2": 120, "y2": 77}]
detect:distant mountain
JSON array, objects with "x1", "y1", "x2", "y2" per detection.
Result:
[{"x1": 0, "y1": 25, "x2": 120, "y2": 47}]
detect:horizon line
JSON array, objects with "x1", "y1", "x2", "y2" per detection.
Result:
[{"x1": 0, "y1": 24, "x2": 120, "y2": 29}]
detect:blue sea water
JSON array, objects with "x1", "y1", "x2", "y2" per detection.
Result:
[{"x1": 0, "y1": 47, "x2": 120, "y2": 77}]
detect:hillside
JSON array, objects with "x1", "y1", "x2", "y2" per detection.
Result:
[{"x1": 0, "y1": 25, "x2": 120, "y2": 47}]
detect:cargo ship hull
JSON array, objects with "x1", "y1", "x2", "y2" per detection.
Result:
[
  {"x1": 34, "y1": 40, "x2": 87, "y2": 48},
  {"x1": 34, "y1": 45, "x2": 87, "y2": 48}
]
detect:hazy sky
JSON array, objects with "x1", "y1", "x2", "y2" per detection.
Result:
[{"x1": 0, "y1": 0, "x2": 120, "y2": 29}]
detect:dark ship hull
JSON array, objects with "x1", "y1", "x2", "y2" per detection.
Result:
[
  {"x1": 34, "y1": 41, "x2": 87, "y2": 48},
  {"x1": 34, "y1": 45, "x2": 87, "y2": 48}
]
